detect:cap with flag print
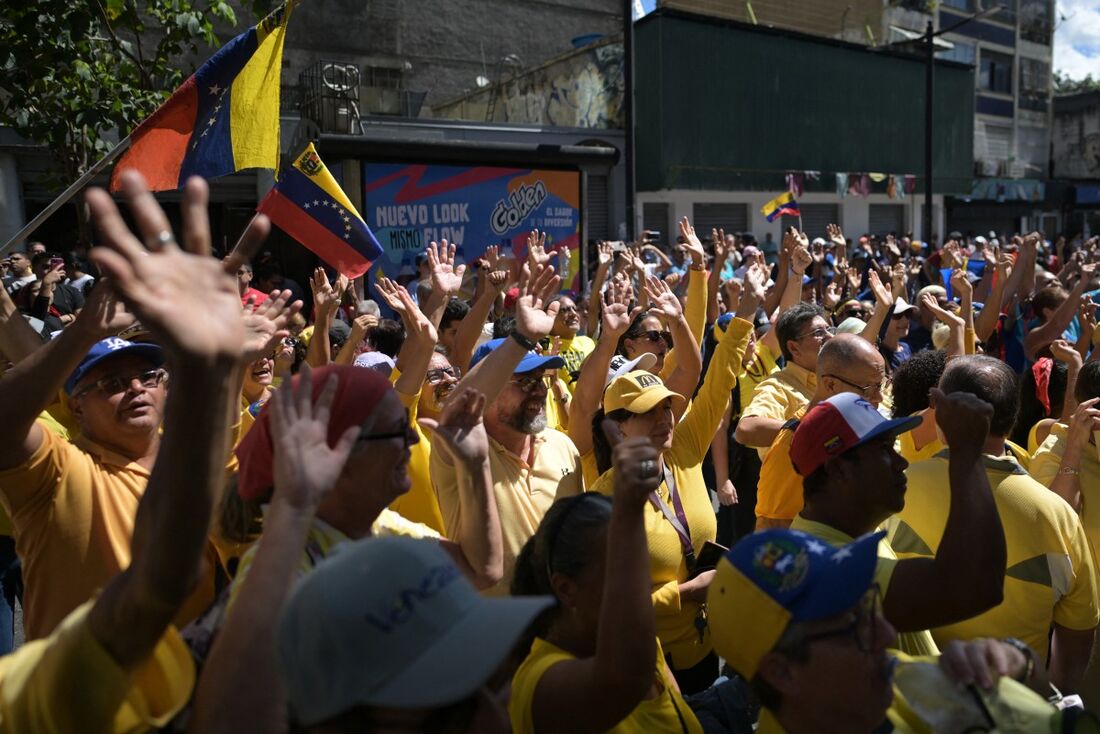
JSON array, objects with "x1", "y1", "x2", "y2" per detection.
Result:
[
  {"x1": 110, "y1": 1, "x2": 295, "y2": 192},
  {"x1": 258, "y1": 144, "x2": 383, "y2": 279},
  {"x1": 789, "y1": 392, "x2": 920, "y2": 476},
  {"x1": 760, "y1": 191, "x2": 800, "y2": 223}
]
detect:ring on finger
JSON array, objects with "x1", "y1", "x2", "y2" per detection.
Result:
[
  {"x1": 151, "y1": 230, "x2": 176, "y2": 248},
  {"x1": 639, "y1": 458, "x2": 658, "y2": 479}
]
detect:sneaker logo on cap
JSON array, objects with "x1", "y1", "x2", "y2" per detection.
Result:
[
  {"x1": 753, "y1": 539, "x2": 808, "y2": 593},
  {"x1": 364, "y1": 563, "x2": 460, "y2": 633}
]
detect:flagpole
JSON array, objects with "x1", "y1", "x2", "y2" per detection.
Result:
[{"x1": 0, "y1": 135, "x2": 132, "y2": 255}]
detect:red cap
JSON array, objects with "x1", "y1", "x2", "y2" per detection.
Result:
[{"x1": 503, "y1": 287, "x2": 520, "y2": 309}]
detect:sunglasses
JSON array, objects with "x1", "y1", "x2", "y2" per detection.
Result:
[
  {"x1": 511, "y1": 373, "x2": 548, "y2": 393},
  {"x1": 640, "y1": 330, "x2": 673, "y2": 348},
  {"x1": 73, "y1": 368, "x2": 167, "y2": 399},
  {"x1": 426, "y1": 366, "x2": 461, "y2": 384}
]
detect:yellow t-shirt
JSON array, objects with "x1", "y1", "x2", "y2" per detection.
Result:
[
  {"x1": 0, "y1": 599, "x2": 194, "y2": 733},
  {"x1": 430, "y1": 427, "x2": 582, "y2": 597},
  {"x1": 555, "y1": 335, "x2": 595, "y2": 391},
  {"x1": 0, "y1": 424, "x2": 152, "y2": 640},
  {"x1": 743, "y1": 362, "x2": 816, "y2": 457},
  {"x1": 590, "y1": 318, "x2": 752, "y2": 669},
  {"x1": 891, "y1": 451, "x2": 1099, "y2": 661},
  {"x1": 509, "y1": 637, "x2": 702, "y2": 734},
  {"x1": 897, "y1": 427, "x2": 944, "y2": 466},
  {"x1": 1031, "y1": 424, "x2": 1100, "y2": 570},
  {"x1": 755, "y1": 407, "x2": 806, "y2": 524},
  {"x1": 789, "y1": 515, "x2": 939, "y2": 657},
  {"x1": 736, "y1": 343, "x2": 780, "y2": 415},
  {"x1": 229, "y1": 510, "x2": 440, "y2": 609},
  {"x1": 389, "y1": 387, "x2": 446, "y2": 534}
]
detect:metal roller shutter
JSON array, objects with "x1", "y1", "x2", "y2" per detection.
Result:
[
  {"x1": 868, "y1": 204, "x2": 905, "y2": 237},
  {"x1": 782, "y1": 204, "x2": 838, "y2": 240},
  {"x1": 691, "y1": 203, "x2": 749, "y2": 236},
  {"x1": 586, "y1": 174, "x2": 610, "y2": 241}
]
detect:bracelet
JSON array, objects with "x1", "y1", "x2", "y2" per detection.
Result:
[
  {"x1": 1058, "y1": 465, "x2": 1081, "y2": 476},
  {"x1": 1002, "y1": 637, "x2": 1035, "y2": 683},
  {"x1": 510, "y1": 331, "x2": 538, "y2": 352}
]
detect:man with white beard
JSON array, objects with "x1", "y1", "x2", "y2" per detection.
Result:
[{"x1": 430, "y1": 262, "x2": 583, "y2": 595}]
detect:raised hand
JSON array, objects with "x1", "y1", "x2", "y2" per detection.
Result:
[
  {"x1": 482, "y1": 244, "x2": 501, "y2": 270},
  {"x1": 514, "y1": 262, "x2": 561, "y2": 341},
  {"x1": 76, "y1": 278, "x2": 137, "y2": 338},
  {"x1": 846, "y1": 266, "x2": 862, "y2": 293},
  {"x1": 269, "y1": 365, "x2": 360, "y2": 512},
  {"x1": 744, "y1": 262, "x2": 768, "y2": 301},
  {"x1": 677, "y1": 217, "x2": 705, "y2": 266},
  {"x1": 602, "y1": 281, "x2": 643, "y2": 338},
  {"x1": 790, "y1": 240, "x2": 812, "y2": 276},
  {"x1": 419, "y1": 386, "x2": 489, "y2": 468},
  {"x1": 486, "y1": 268, "x2": 510, "y2": 294},
  {"x1": 868, "y1": 269, "x2": 893, "y2": 307},
  {"x1": 240, "y1": 289, "x2": 302, "y2": 362},
  {"x1": 644, "y1": 275, "x2": 683, "y2": 320},
  {"x1": 526, "y1": 230, "x2": 551, "y2": 267},
  {"x1": 1067, "y1": 397, "x2": 1100, "y2": 450},
  {"x1": 394, "y1": 284, "x2": 437, "y2": 346},
  {"x1": 428, "y1": 239, "x2": 466, "y2": 296},
  {"x1": 826, "y1": 223, "x2": 846, "y2": 250},
  {"x1": 891, "y1": 262, "x2": 907, "y2": 297},
  {"x1": 1050, "y1": 338, "x2": 1083, "y2": 368},
  {"x1": 949, "y1": 268, "x2": 972, "y2": 300},
  {"x1": 310, "y1": 268, "x2": 344, "y2": 317},
  {"x1": 823, "y1": 282, "x2": 842, "y2": 311},
  {"x1": 597, "y1": 241, "x2": 614, "y2": 268},
  {"x1": 86, "y1": 172, "x2": 245, "y2": 361},
  {"x1": 712, "y1": 227, "x2": 729, "y2": 266},
  {"x1": 373, "y1": 276, "x2": 409, "y2": 316},
  {"x1": 722, "y1": 279, "x2": 743, "y2": 314},
  {"x1": 930, "y1": 387, "x2": 992, "y2": 457},
  {"x1": 921, "y1": 292, "x2": 962, "y2": 327}
]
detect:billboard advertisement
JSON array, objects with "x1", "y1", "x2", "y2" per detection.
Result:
[{"x1": 362, "y1": 162, "x2": 581, "y2": 283}]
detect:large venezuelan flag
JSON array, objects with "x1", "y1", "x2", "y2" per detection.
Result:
[
  {"x1": 109, "y1": 1, "x2": 295, "y2": 192},
  {"x1": 258, "y1": 144, "x2": 383, "y2": 279},
  {"x1": 760, "y1": 191, "x2": 800, "y2": 223}
]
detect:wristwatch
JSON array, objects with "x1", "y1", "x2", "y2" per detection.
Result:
[
  {"x1": 510, "y1": 331, "x2": 538, "y2": 352},
  {"x1": 1001, "y1": 637, "x2": 1035, "y2": 683}
]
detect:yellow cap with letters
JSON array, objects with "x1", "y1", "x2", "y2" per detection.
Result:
[{"x1": 602, "y1": 370, "x2": 685, "y2": 414}]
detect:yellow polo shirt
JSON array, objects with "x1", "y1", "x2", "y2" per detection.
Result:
[
  {"x1": 789, "y1": 515, "x2": 939, "y2": 657},
  {"x1": 1031, "y1": 424, "x2": 1100, "y2": 569},
  {"x1": 755, "y1": 408, "x2": 806, "y2": 525},
  {"x1": 0, "y1": 600, "x2": 194, "y2": 733},
  {"x1": 430, "y1": 427, "x2": 582, "y2": 597},
  {"x1": 555, "y1": 334, "x2": 595, "y2": 391},
  {"x1": 891, "y1": 451, "x2": 1099, "y2": 661},
  {"x1": 0, "y1": 425, "x2": 152, "y2": 640},
  {"x1": 736, "y1": 343, "x2": 780, "y2": 415},
  {"x1": 590, "y1": 318, "x2": 752, "y2": 669},
  {"x1": 743, "y1": 361, "x2": 816, "y2": 457},
  {"x1": 510, "y1": 637, "x2": 702, "y2": 734},
  {"x1": 389, "y1": 387, "x2": 446, "y2": 534}
]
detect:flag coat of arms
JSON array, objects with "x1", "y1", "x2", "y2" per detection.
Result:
[
  {"x1": 110, "y1": 1, "x2": 295, "y2": 192},
  {"x1": 760, "y1": 192, "x2": 800, "y2": 223},
  {"x1": 258, "y1": 143, "x2": 383, "y2": 279}
]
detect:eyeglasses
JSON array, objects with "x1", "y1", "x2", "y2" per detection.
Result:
[
  {"x1": 557, "y1": 304, "x2": 579, "y2": 314},
  {"x1": 797, "y1": 326, "x2": 836, "y2": 341},
  {"x1": 824, "y1": 373, "x2": 884, "y2": 399},
  {"x1": 281, "y1": 336, "x2": 301, "y2": 348},
  {"x1": 73, "y1": 368, "x2": 168, "y2": 399},
  {"x1": 641, "y1": 330, "x2": 673, "y2": 348},
  {"x1": 890, "y1": 312, "x2": 911, "y2": 321},
  {"x1": 511, "y1": 373, "x2": 548, "y2": 393},
  {"x1": 799, "y1": 585, "x2": 882, "y2": 653},
  {"x1": 426, "y1": 365, "x2": 461, "y2": 384},
  {"x1": 357, "y1": 424, "x2": 418, "y2": 449}
]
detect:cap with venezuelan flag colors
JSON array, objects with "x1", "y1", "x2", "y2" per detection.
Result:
[
  {"x1": 258, "y1": 143, "x2": 383, "y2": 279},
  {"x1": 707, "y1": 528, "x2": 883, "y2": 679},
  {"x1": 789, "y1": 393, "x2": 920, "y2": 477}
]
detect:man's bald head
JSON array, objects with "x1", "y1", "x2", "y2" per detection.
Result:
[{"x1": 817, "y1": 334, "x2": 887, "y2": 406}]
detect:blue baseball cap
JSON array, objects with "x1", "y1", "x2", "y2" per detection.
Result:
[
  {"x1": 65, "y1": 337, "x2": 164, "y2": 395},
  {"x1": 709, "y1": 528, "x2": 884, "y2": 678},
  {"x1": 469, "y1": 337, "x2": 565, "y2": 374}
]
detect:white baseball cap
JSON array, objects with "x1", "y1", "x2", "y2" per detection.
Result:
[
  {"x1": 606, "y1": 352, "x2": 658, "y2": 386},
  {"x1": 278, "y1": 537, "x2": 552, "y2": 725}
]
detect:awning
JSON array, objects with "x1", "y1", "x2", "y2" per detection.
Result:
[{"x1": 888, "y1": 25, "x2": 956, "y2": 51}]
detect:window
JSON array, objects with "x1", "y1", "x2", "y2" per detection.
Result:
[
  {"x1": 941, "y1": 0, "x2": 973, "y2": 10},
  {"x1": 1019, "y1": 57, "x2": 1049, "y2": 111},
  {"x1": 1020, "y1": 0, "x2": 1053, "y2": 44},
  {"x1": 979, "y1": 51, "x2": 1013, "y2": 94},
  {"x1": 940, "y1": 41, "x2": 976, "y2": 65}
]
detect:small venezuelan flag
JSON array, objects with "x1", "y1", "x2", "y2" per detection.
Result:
[
  {"x1": 109, "y1": 1, "x2": 295, "y2": 192},
  {"x1": 760, "y1": 192, "x2": 800, "y2": 223},
  {"x1": 258, "y1": 144, "x2": 383, "y2": 279}
]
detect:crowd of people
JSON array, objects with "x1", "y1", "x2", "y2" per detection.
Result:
[{"x1": 1, "y1": 171, "x2": 1100, "y2": 731}]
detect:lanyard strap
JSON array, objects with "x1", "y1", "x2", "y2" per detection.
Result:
[{"x1": 648, "y1": 466, "x2": 695, "y2": 568}]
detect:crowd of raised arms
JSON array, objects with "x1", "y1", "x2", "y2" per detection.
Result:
[{"x1": 3, "y1": 172, "x2": 1100, "y2": 732}]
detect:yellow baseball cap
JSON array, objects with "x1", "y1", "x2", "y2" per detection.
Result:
[{"x1": 603, "y1": 370, "x2": 685, "y2": 414}]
